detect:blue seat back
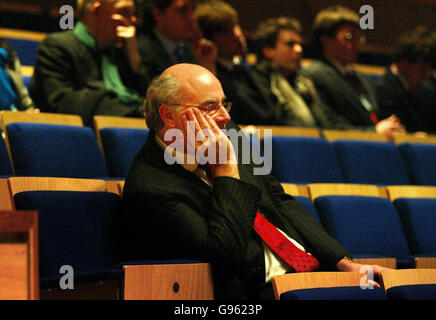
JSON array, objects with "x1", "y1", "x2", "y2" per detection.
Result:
[
  {"x1": 4, "y1": 38, "x2": 40, "y2": 66},
  {"x1": 398, "y1": 143, "x2": 436, "y2": 186},
  {"x1": 314, "y1": 196, "x2": 411, "y2": 262},
  {"x1": 387, "y1": 284, "x2": 436, "y2": 300},
  {"x1": 14, "y1": 191, "x2": 123, "y2": 278},
  {"x1": 294, "y1": 196, "x2": 321, "y2": 222},
  {"x1": 332, "y1": 140, "x2": 410, "y2": 185},
  {"x1": 7, "y1": 123, "x2": 108, "y2": 178},
  {"x1": 100, "y1": 127, "x2": 149, "y2": 178},
  {"x1": 280, "y1": 286, "x2": 387, "y2": 300},
  {"x1": 393, "y1": 198, "x2": 436, "y2": 255},
  {"x1": 267, "y1": 136, "x2": 344, "y2": 184}
]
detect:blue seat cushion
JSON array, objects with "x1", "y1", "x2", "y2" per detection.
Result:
[
  {"x1": 268, "y1": 136, "x2": 343, "y2": 184},
  {"x1": 398, "y1": 143, "x2": 436, "y2": 186},
  {"x1": 100, "y1": 127, "x2": 149, "y2": 178},
  {"x1": 280, "y1": 286, "x2": 387, "y2": 300},
  {"x1": 314, "y1": 196, "x2": 412, "y2": 263},
  {"x1": 14, "y1": 191, "x2": 123, "y2": 283},
  {"x1": 294, "y1": 196, "x2": 321, "y2": 222},
  {"x1": 7, "y1": 122, "x2": 108, "y2": 178},
  {"x1": 387, "y1": 284, "x2": 436, "y2": 300},
  {"x1": 0, "y1": 136, "x2": 13, "y2": 175},
  {"x1": 332, "y1": 140, "x2": 410, "y2": 185}
]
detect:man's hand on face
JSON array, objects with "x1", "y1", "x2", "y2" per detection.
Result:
[
  {"x1": 111, "y1": 14, "x2": 142, "y2": 72},
  {"x1": 175, "y1": 107, "x2": 239, "y2": 179},
  {"x1": 189, "y1": 22, "x2": 218, "y2": 74}
]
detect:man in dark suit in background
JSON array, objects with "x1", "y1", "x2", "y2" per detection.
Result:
[
  {"x1": 31, "y1": 0, "x2": 148, "y2": 127},
  {"x1": 195, "y1": 0, "x2": 280, "y2": 126},
  {"x1": 122, "y1": 62, "x2": 389, "y2": 300},
  {"x1": 137, "y1": 0, "x2": 216, "y2": 80},
  {"x1": 375, "y1": 26, "x2": 432, "y2": 133},
  {"x1": 252, "y1": 16, "x2": 351, "y2": 129},
  {"x1": 304, "y1": 6, "x2": 405, "y2": 140}
]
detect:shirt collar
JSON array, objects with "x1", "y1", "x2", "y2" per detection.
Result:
[{"x1": 155, "y1": 134, "x2": 198, "y2": 172}]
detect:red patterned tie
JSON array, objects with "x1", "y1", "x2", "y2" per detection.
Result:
[{"x1": 254, "y1": 212, "x2": 320, "y2": 272}]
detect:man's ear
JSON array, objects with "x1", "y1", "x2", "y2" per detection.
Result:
[
  {"x1": 159, "y1": 104, "x2": 177, "y2": 128},
  {"x1": 262, "y1": 47, "x2": 274, "y2": 60}
]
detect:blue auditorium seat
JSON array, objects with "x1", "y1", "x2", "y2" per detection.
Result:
[
  {"x1": 14, "y1": 191, "x2": 124, "y2": 288},
  {"x1": 314, "y1": 195, "x2": 414, "y2": 268},
  {"x1": 332, "y1": 140, "x2": 410, "y2": 185},
  {"x1": 294, "y1": 196, "x2": 321, "y2": 222},
  {"x1": 386, "y1": 284, "x2": 436, "y2": 300},
  {"x1": 398, "y1": 143, "x2": 436, "y2": 186},
  {"x1": 4, "y1": 38, "x2": 40, "y2": 66},
  {"x1": 0, "y1": 137, "x2": 13, "y2": 176},
  {"x1": 393, "y1": 198, "x2": 436, "y2": 258},
  {"x1": 267, "y1": 136, "x2": 344, "y2": 184},
  {"x1": 280, "y1": 286, "x2": 387, "y2": 300},
  {"x1": 99, "y1": 127, "x2": 149, "y2": 178},
  {"x1": 22, "y1": 75, "x2": 31, "y2": 91},
  {"x1": 6, "y1": 122, "x2": 108, "y2": 178}
]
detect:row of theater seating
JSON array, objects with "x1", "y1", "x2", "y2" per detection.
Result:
[
  {"x1": 1, "y1": 111, "x2": 435, "y2": 189},
  {"x1": 283, "y1": 183, "x2": 436, "y2": 270},
  {"x1": 1, "y1": 176, "x2": 436, "y2": 300}
]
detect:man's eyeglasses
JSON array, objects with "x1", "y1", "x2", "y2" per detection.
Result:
[
  {"x1": 344, "y1": 32, "x2": 367, "y2": 44},
  {"x1": 169, "y1": 101, "x2": 232, "y2": 116}
]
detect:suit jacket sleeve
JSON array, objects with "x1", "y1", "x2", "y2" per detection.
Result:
[
  {"x1": 261, "y1": 173, "x2": 350, "y2": 269},
  {"x1": 31, "y1": 34, "x2": 146, "y2": 126},
  {"x1": 127, "y1": 175, "x2": 263, "y2": 266}
]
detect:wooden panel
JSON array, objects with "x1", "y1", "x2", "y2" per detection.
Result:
[
  {"x1": 381, "y1": 269, "x2": 436, "y2": 292},
  {"x1": 323, "y1": 129, "x2": 388, "y2": 142},
  {"x1": 415, "y1": 257, "x2": 436, "y2": 269},
  {"x1": 0, "y1": 178, "x2": 13, "y2": 211},
  {"x1": 272, "y1": 272, "x2": 363, "y2": 300},
  {"x1": 8, "y1": 177, "x2": 109, "y2": 210},
  {"x1": 387, "y1": 185, "x2": 436, "y2": 201},
  {"x1": 353, "y1": 258, "x2": 397, "y2": 269},
  {"x1": 106, "y1": 180, "x2": 124, "y2": 196},
  {"x1": 392, "y1": 133, "x2": 436, "y2": 145},
  {"x1": 308, "y1": 183, "x2": 383, "y2": 200},
  {"x1": 118, "y1": 181, "x2": 125, "y2": 197},
  {"x1": 0, "y1": 27, "x2": 46, "y2": 41},
  {"x1": 21, "y1": 66, "x2": 34, "y2": 77},
  {"x1": 0, "y1": 110, "x2": 83, "y2": 129},
  {"x1": 0, "y1": 243, "x2": 29, "y2": 300},
  {"x1": 123, "y1": 263, "x2": 214, "y2": 300},
  {"x1": 0, "y1": 210, "x2": 39, "y2": 300},
  {"x1": 240, "y1": 125, "x2": 320, "y2": 138},
  {"x1": 280, "y1": 183, "x2": 310, "y2": 197},
  {"x1": 93, "y1": 115, "x2": 147, "y2": 130}
]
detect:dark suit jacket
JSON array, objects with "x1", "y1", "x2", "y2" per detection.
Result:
[
  {"x1": 375, "y1": 69, "x2": 425, "y2": 132},
  {"x1": 408, "y1": 75, "x2": 436, "y2": 133},
  {"x1": 137, "y1": 31, "x2": 196, "y2": 82},
  {"x1": 31, "y1": 30, "x2": 148, "y2": 127},
  {"x1": 304, "y1": 60, "x2": 379, "y2": 130},
  {"x1": 122, "y1": 126, "x2": 349, "y2": 299},
  {"x1": 255, "y1": 61, "x2": 353, "y2": 129},
  {"x1": 216, "y1": 61, "x2": 283, "y2": 126}
]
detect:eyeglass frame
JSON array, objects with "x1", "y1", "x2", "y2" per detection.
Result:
[
  {"x1": 344, "y1": 32, "x2": 367, "y2": 44},
  {"x1": 168, "y1": 101, "x2": 232, "y2": 116}
]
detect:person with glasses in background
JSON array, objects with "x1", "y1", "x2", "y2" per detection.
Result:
[{"x1": 304, "y1": 5, "x2": 405, "y2": 140}]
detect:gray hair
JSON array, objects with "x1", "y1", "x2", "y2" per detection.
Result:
[{"x1": 145, "y1": 73, "x2": 181, "y2": 131}]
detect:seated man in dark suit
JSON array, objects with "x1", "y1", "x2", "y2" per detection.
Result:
[
  {"x1": 31, "y1": 0, "x2": 147, "y2": 127},
  {"x1": 304, "y1": 5, "x2": 405, "y2": 139},
  {"x1": 376, "y1": 26, "x2": 432, "y2": 133},
  {"x1": 253, "y1": 16, "x2": 352, "y2": 129},
  {"x1": 414, "y1": 72, "x2": 436, "y2": 133},
  {"x1": 122, "y1": 62, "x2": 390, "y2": 300},
  {"x1": 195, "y1": 0, "x2": 281, "y2": 126},
  {"x1": 137, "y1": 0, "x2": 216, "y2": 80}
]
